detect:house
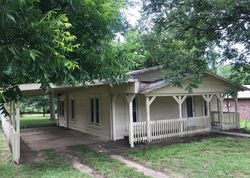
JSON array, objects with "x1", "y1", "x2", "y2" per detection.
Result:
[
  {"x1": 223, "y1": 85, "x2": 250, "y2": 120},
  {"x1": 20, "y1": 66, "x2": 247, "y2": 147}
]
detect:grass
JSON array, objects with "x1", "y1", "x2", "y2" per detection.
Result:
[
  {"x1": 240, "y1": 120, "x2": 250, "y2": 132},
  {"x1": 73, "y1": 145, "x2": 149, "y2": 178},
  {"x1": 0, "y1": 126, "x2": 90, "y2": 178},
  {"x1": 127, "y1": 137, "x2": 250, "y2": 178},
  {"x1": 20, "y1": 114, "x2": 56, "y2": 129}
]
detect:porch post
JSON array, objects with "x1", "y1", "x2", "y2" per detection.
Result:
[
  {"x1": 111, "y1": 94, "x2": 117, "y2": 141},
  {"x1": 146, "y1": 96, "x2": 156, "y2": 142},
  {"x1": 234, "y1": 94, "x2": 240, "y2": 128},
  {"x1": 216, "y1": 94, "x2": 224, "y2": 130},
  {"x1": 125, "y1": 94, "x2": 135, "y2": 148},
  {"x1": 202, "y1": 94, "x2": 213, "y2": 116},
  {"x1": 173, "y1": 95, "x2": 187, "y2": 136}
]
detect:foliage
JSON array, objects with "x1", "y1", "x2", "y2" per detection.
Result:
[
  {"x1": 141, "y1": 0, "x2": 250, "y2": 89},
  {"x1": 0, "y1": 0, "x2": 138, "y2": 109},
  {"x1": 20, "y1": 114, "x2": 56, "y2": 129},
  {"x1": 21, "y1": 96, "x2": 50, "y2": 114},
  {"x1": 73, "y1": 145, "x2": 149, "y2": 178},
  {"x1": 128, "y1": 136, "x2": 250, "y2": 178}
]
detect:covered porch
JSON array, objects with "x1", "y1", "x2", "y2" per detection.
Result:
[{"x1": 122, "y1": 93, "x2": 240, "y2": 147}]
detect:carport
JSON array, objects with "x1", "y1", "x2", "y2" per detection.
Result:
[{"x1": 21, "y1": 126, "x2": 107, "y2": 152}]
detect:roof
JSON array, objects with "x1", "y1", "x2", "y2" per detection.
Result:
[
  {"x1": 128, "y1": 66, "x2": 161, "y2": 76},
  {"x1": 238, "y1": 85, "x2": 250, "y2": 99},
  {"x1": 19, "y1": 66, "x2": 248, "y2": 95}
]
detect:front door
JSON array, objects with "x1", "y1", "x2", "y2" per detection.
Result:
[
  {"x1": 58, "y1": 97, "x2": 67, "y2": 127},
  {"x1": 186, "y1": 97, "x2": 193, "y2": 117}
]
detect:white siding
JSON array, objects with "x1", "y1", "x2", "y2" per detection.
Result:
[
  {"x1": 58, "y1": 85, "x2": 111, "y2": 139},
  {"x1": 148, "y1": 74, "x2": 233, "y2": 95}
]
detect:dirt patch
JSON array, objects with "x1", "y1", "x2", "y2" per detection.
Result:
[
  {"x1": 56, "y1": 147, "x2": 104, "y2": 178},
  {"x1": 225, "y1": 128, "x2": 250, "y2": 134}
]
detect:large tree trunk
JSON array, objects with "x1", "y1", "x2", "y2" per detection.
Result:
[{"x1": 49, "y1": 93, "x2": 56, "y2": 120}]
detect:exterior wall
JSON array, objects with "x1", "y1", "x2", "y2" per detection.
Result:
[
  {"x1": 114, "y1": 94, "x2": 129, "y2": 139},
  {"x1": 57, "y1": 85, "x2": 112, "y2": 139},
  {"x1": 137, "y1": 95, "x2": 206, "y2": 122},
  {"x1": 223, "y1": 99, "x2": 250, "y2": 120}
]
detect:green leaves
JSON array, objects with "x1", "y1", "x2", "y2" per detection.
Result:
[
  {"x1": 0, "y1": 0, "x2": 135, "y2": 104},
  {"x1": 141, "y1": 0, "x2": 250, "y2": 89}
]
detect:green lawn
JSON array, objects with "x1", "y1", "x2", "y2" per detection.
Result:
[
  {"x1": 127, "y1": 137, "x2": 250, "y2": 178},
  {"x1": 21, "y1": 114, "x2": 56, "y2": 129},
  {"x1": 0, "y1": 127, "x2": 89, "y2": 178},
  {"x1": 73, "y1": 145, "x2": 149, "y2": 178},
  {"x1": 240, "y1": 120, "x2": 250, "y2": 132}
]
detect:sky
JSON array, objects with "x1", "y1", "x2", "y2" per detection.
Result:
[{"x1": 124, "y1": 1, "x2": 142, "y2": 26}]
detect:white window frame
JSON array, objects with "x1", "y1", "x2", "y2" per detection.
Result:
[
  {"x1": 89, "y1": 96, "x2": 100, "y2": 125},
  {"x1": 59, "y1": 98, "x2": 65, "y2": 119}
]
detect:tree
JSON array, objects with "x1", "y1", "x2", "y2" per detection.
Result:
[
  {"x1": 21, "y1": 96, "x2": 50, "y2": 116},
  {"x1": 0, "y1": 0, "x2": 138, "y2": 115},
  {"x1": 141, "y1": 0, "x2": 250, "y2": 89}
]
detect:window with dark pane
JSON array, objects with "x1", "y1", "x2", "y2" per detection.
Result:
[
  {"x1": 90, "y1": 98, "x2": 94, "y2": 123},
  {"x1": 95, "y1": 98, "x2": 99, "y2": 124},
  {"x1": 71, "y1": 98, "x2": 75, "y2": 120}
]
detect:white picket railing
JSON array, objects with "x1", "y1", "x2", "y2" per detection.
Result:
[
  {"x1": 1, "y1": 115, "x2": 20, "y2": 163},
  {"x1": 222, "y1": 112, "x2": 240, "y2": 130},
  {"x1": 211, "y1": 111, "x2": 240, "y2": 130},
  {"x1": 133, "y1": 116, "x2": 211, "y2": 144}
]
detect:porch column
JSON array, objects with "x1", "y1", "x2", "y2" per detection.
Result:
[
  {"x1": 173, "y1": 95, "x2": 187, "y2": 136},
  {"x1": 233, "y1": 94, "x2": 240, "y2": 128},
  {"x1": 202, "y1": 94, "x2": 213, "y2": 116},
  {"x1": 111, "y1": 94, "x2": 117, "y2": 141},
  {"x1": 146, "y1": 96, "x2": 156, "y2": 142},
  {"x1": 216, "y1": 94, "x2": 224, "y2": 130},
  {"x1": 125, "y1": 94, "x2": 136, "y2": 148}
]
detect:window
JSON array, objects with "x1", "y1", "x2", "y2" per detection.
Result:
[
  {"x1": 132, "y1": 98, "x2": 138, "y2": 122},
  {"x1": 186, "y1": 97, "x2": 193, "y2": 117},
  {"x1": 70, "y1": 98, "x2": 75, "y2": 121},
  {"x1": 203, "y1": 100, "x2": 208, "y2": 116},
  {"x1": 90, "y1": 97, "x2": 100, "y2": 124},
  {"x1": 59, "y1": 100, "x2": 65, "y2": 117}
]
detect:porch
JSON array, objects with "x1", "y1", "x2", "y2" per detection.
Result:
[{"x1": 119, "y1": 93, "x2": 240, "y2": 147}]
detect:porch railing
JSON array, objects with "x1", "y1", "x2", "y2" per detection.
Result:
[
  {"x1": 211, "y1": 111, "x2": 240, "y2": 130},
  {"x1": 222, "y1": 112, "x2": 240, "y2": 130},
  {"x1": 133, "y1": 116, "x2": 211, "y2": 144}
]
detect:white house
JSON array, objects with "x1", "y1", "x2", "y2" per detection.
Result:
[{"x1": 20, "y1": 66, "x2": 247, "y2": 147}]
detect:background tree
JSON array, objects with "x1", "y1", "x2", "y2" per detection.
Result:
[
  {"x1": 0, "y1": 0, "x2": 138, "y2": 115},
  {"x1": 21, "y1": 96, "x2": 50, "y2": 117},
  {"x1": 140, "y1": 0, "x2": 250, "y2": 89}
]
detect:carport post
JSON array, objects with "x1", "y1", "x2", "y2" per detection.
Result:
[
  {"x1": 15, "y1": 102, "x2": 20, "y2": 164},
  {"x1": 125, "y1": 94, "x2": 135, "y2": 148},
  {"x1": 111, "y1": 94, "x2": 117, "y2": 141}
]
